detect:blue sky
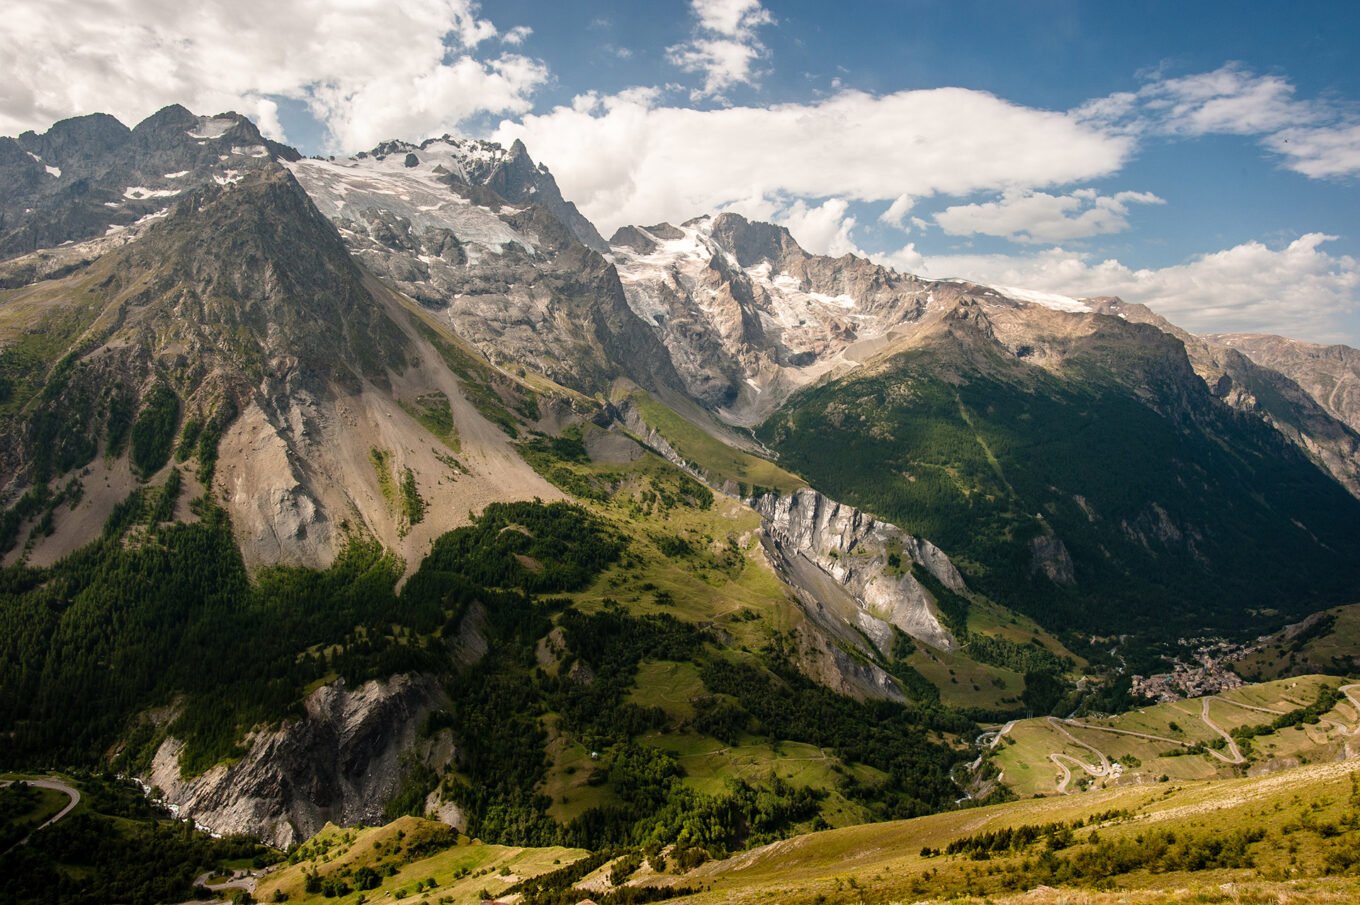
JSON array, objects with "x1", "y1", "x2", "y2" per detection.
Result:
[{"x1": 4, "y1": 0, "x2": 1359, "y2": 342}]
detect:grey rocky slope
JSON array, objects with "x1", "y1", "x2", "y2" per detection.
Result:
[
  {"x1": 1209, "y1": 332, "x2": 1360, "y2": 434},
  {"x1": 609, "y1": 213, "x2": 935, "y2": 424},
  {"x1": 288, "y1": 138, "x2": 679, "y2": 397},
  {"x1": 0, "y1": 111, "x2": 563, "y2": 571},
  {"x1": 0, "y1": 104, "x2": 297, "y2": 261},
  {"x1": 145, "y1": 675, "x2": 448, "y2": 849}
]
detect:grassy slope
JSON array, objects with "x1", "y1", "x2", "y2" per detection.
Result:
[
  {"x1": 254, "y1": 758, "x2": 1360, "y2": 905},
  {"x1": 518, "y1": 429, "x2": 883, "y2": 827},
  {"x1": 255, "y1": 817, "x2": 589, "y2": 905},
  {"x1": 1237, "y1": 604, "x2": 1360, "y2": 681},
  {"x1": 623, "y1": 388, "x2": 804, "y2": 494},
  {"x1": 4, "y1": 786, "x2": 68, "y2": 823},
  {"x1": 912, "y1": 597, "x2": 1086, "y2": 711},
  {"x1": 989, "y1": 676, "x2": 1357, "y2": 798},
  {"x1": 631, "y1": 759, "x2": 1360, "y2": 904},
  {"x1": 0, "y1": 277, "x2": 110, "y2": 415}
]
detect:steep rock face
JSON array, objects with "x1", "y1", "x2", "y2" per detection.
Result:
[
  {"x1": 609, "y1": 213, "x2": 935, "y2": 424},
  {"x1": 1209, "y1": 332, "x2": 1360, "y2": 458},
  {"x1": 1029, "y1": 534, "x2": 1076, "y2": 586},
  {"x1": 144, "y1": 675, "x2": 447, "y2": 849},
  {"x1": 368, "y1": 136, "x2": 607, "y2": 251},
  {"x1": 752, "y1": 488, "x2": 960, "y2": 651},
  {"x1": 478, "y1": 138, "x2": 609, "y2": 252},
  {"x1": 289, "y1": 143, "x2": 680, "y2": 397}
]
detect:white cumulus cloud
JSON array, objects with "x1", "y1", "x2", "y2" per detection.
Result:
[
  {"x1": 881, "y1": 233, "x2": 1360, "y2": 343},
  {"x1": 668, "y1": 0, "x2": 775, "y2": 99},
  {"x1": 934, "y1": 188, "x2": 1165, "y2": 244},
  {"x1": 491, "y1": 88, "x2": 1132, "y2": 237},
  {"x1": 0, "y1": 0, "x2": 546, "y2": 151},
  {"x1": 1078, "y1": 63, "x2": 1360, "y2": 179},
  {"x1": 880, "y1": 194, "x2": 916, "y2": 227},
  {"x1": 1265, "y1": 123, "x2": 1360, "y2": 180}
]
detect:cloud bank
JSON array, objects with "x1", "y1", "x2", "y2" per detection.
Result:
[{"x1": 934, "y1": 189, "x2": 1165, "y2": 244}]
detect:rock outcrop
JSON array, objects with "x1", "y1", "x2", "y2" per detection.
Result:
[
  {"x1": 144, "y1": 675, "x2": 448, "y2": 849},
  {"x1": 1209, "y1": 333, "x2": 1360, "y2": 435},
  {"x1": 752, "y1": 488, "x2": 960, "y2": 651},
  {"x1": 1029, "y1": 534, "x2": 1076, "y2": 586},
  {"x1": 1087, "y1": 302, "x2": 1360, "y2": 498}
]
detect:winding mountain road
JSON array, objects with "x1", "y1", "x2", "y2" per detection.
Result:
[
  {"x1": 1340, "y1": 684, "x2": 1360, "y2": 717},
  {"x1": 193, "y1": 869, "x2": 258, "y2": 901},
  {"x1": 1046, "y1": 717, "x2": 1113, "y2": 793},
  {"x1": 1198, "y1": 697, "x2": 1247, "y2": 764},
  {"x1": 1045, "y1": 683, "x2": 1360, "y2": 793},
  {"x1": 1, "y1": 777, "x2": 80, "y2": 851}
]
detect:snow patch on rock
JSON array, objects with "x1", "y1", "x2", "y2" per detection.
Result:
[
  {"x1": 186, "y1": 116, "x2": 236, "y2": 140},
  {"x1": 124, "y1": 186, "x2": 182, "y2": 200},
  {"x1": 995, "y1": 285, "x2": 1091, "y2": 313}
]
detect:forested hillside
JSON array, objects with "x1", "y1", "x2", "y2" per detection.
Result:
[{"x1": 760, "y1": 317, "x2": 1360, "y2": 636}]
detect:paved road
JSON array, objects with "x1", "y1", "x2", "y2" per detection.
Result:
[
  {"x1": 193, "y1": 869, "x2": 258, "y2": 900},
  {"x1": 1046, "y1": 717, "x2": 1113, "y2": 793},
  {"x1": 1199, "y1": 697, "x2": 1246, "y2": 764},
  {"x1": 1341, "y1": 683, "x2": 1360, "y2": 718},
  {"x1": 1340, "y1": 684, "x2": 1360, "y2": 755},
  {"x1": 1046, "y1": 683, "x2": 1360, "y2": 793},
  {"x1": 1, "y1": 777, "x2": 80, "y2": 851}
]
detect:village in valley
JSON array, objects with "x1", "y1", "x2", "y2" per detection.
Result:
[{"x1": 1130, "y1": 636, "x2": 1252, "y2": 702}]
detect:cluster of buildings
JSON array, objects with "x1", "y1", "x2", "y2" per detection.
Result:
[{"x1": 1130, "y1": 637, "x2": 1248, "y2": 702}]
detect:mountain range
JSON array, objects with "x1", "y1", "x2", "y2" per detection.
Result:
[{"x1": 1, "y1": 105, "x2": 1358, "y2": 871}]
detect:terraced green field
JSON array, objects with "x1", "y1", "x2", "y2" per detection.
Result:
[{"x1": 988, "y1": 676, "x2": 1358, "y2": 797}]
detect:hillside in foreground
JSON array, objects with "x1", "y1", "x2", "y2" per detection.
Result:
[{"x1": 243, "y1": 756, "x2": 1360, "y2": 905}]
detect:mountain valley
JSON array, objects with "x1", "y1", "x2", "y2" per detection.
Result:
[{"x1": 0, "y1": 105, "x2": 1358, "y2": 905}]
